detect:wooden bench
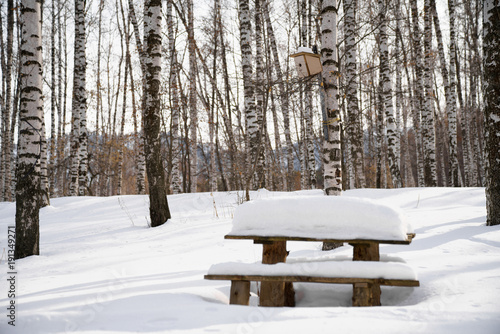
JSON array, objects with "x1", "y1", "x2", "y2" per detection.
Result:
[{"x1": 205, "y1": 261, "x2": 419, "y2": 307}]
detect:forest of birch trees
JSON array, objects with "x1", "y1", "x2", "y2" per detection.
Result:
[{"x1": 0, "y1": 0, "x2": 495, "y2": 203}]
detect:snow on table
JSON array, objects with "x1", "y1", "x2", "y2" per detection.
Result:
[
  {"x1": 229, "y1": 195, "x2": 413, "y2": 241},
  {"x1": 208, "y1": 261, "x2": 418, "y2": 281}
]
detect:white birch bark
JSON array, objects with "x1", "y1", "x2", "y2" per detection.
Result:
[
  {"x1": 15, "y1": 0, "x2": 43, "y2": 259},
  {"x1": 1, "y1": 0, "x2": 14, "y2": 201},
  {"x1": 344, "y1": 0, "x2": 365, "y2": 188},
  {"x1": 483, "y1": 0, "x2": 500, "y2": 225},
  {"x1": 321, "y1": 0, "x2": 342, "y2": 195},
  {"x1": 447, "y1": 0, "x2": 460, "y2": 187},
  {"x1": 49, "y1": 0, "x2": 56, "y2": 197},
  {"x1": 69, "y1": 0, "x2": 87, "y2": 196},
  {"x1": 168, "y1": 0, "x2": 182, "y2": 194},
  {"x1": 422, "y1": 0, "x2": 437, "y2": 186},
  {"x1": 410, "y1": 0, "x2": 424, "y2": 187},
  {"x1": 128, "y1": 0, "x2": 147, "y2": 193},
  {"x1": 379, "y1": 0, "x2": 402, "y2": 188},
  {"x1": 188, "y1": 0, "x2": 198, "y2": 193},
  {"x1": 239, "y1": 0, "x2": 257, "y2": 198},
  {"x1": 143, "y1": 0, "x2": 171, "y2": 227},
  {"x1": 254, "y1": 0, "x2": 265, "y2": 188}
]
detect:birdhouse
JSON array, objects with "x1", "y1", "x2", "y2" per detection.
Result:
[{"x1": 290, "y1": 47, "x2": 322, "y2": 77}]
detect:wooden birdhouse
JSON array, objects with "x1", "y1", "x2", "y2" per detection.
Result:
[{"x1": 290, "y1": 47, "x2": 322, "y2": 77}]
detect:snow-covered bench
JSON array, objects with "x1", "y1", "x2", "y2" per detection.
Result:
[
  {"x1": 205, "y1": 260, "x2": 419, "y2": 306},
  {"x1": 206, "y1": 195, "x2": 418, "y2": 306}
]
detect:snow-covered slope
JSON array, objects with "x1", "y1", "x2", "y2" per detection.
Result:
[{"x1": 0, "y1": 187, "x2": 499, "y2": 334}]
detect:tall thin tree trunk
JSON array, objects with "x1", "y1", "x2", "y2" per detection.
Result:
[
  {"x1": 70, "y1": 0, "x2": 87, "y2": 196},
  {"x1": 168, "y1": 0, "x2": 182, "y2": 194},
  {"x1": 239, "y1": 0, "x2": 257, "y2": 200},
  {"x1": 15, "y1": 0, "x2": 43, "y2": 259},
  {"x1": 254, "y1": 0, "x2": 266, "y2": 188},
  {"x1": 379, "y1": 0, "x2": 402, "y2": 188},
  {"x1": 321, "y1": 0, "x2": 342, "y2": 195},
  {"x1": 143, "y1": 0, "x2": 171, "y2": 227},
  {"x1": 421, "y1": 0, "x2": 437, "y2": 186},
  {"x1": 188, "y1": 0, "x2": 198, "y2": 193},
  {"x1": 3, "y1": 0, "x2": 14, "y2": 202},
  {"x1": 410, "y1": 0, "x2": 425, "y2": 187},
  {"x1": 344, "y1": 0, "x2": 364, "y2": 189}
]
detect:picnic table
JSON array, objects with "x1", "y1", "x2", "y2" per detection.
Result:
[{"x1": 205, "y1": 195, "x2": 419, "y2": 307}]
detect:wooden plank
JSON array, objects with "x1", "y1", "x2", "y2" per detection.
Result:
[
  {"x1": 225, "y1": 234, "x2": 412, "y2": 245},
  {"x1": 204, "y1": 274, "x2": 420, "y2": 287},
  {"x1": 229, "y1": 280, "x2": 250, "y2": 305}
]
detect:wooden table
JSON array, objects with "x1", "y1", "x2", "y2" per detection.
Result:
[{"x1": 224, "y1": 233, "x2": 416, "y2": 306}]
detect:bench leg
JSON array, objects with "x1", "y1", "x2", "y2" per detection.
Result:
[
  {"x1": 352, "y1": 283, "x2": 373, "y2": 306},
  {"x1": 260, "y1": 241, "x2": 295, "y2": 307},
  {"x1": 230, "y1": 280, "x2": 250, "y2": 305},
  {"x1": 260, "y1": 281, "x2": 285, "y2": 307}
]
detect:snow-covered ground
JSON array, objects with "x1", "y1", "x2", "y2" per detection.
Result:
[{"x1": 0, "y1": 187, "x2": 499, "y2": 334}]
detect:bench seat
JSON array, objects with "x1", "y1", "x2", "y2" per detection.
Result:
[{"x1": 205, "y1": 261, "x2": 419, "y2": 306}]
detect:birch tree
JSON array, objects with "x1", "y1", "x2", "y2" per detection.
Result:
[
  {"x1": 168, "y1": 0, "x2": 182, "y2": 194},
  {"x1": 143, "y1": 0, "x2": 171, "y2": 227},
  {"x1": 379, "y1": 0, "x2": 402, "y2": 188},
  {"x1": 483, "y1": 0, "x2": 500, "y2": 226},
  {"x1": 15, "y1": 0, "x2": 43, "y2": 259},
  {"x1": 321, "y1": 0, "x2": 342, "y2": 196},
  {"x1": 188, "y1": 0, "x2": 198, "y2": 193},
  {"x1": 422, "y1": 0, "x2": 437, "y2": 186},
  {"x1": 1, "y1": 0, "x2": 15, "y2": 202},
  {"x1": 410, "y1": 0, "x2": 425, "y2": 187},
  {"x1": 69, "y1": 0, "x2": 87, "y2": 196},
  {"x1": 239, "y1": 0, "x2": 257, "y2": 199},
  {"x1": 344, "y1": 0, "x2": 365, "y2": 189}
]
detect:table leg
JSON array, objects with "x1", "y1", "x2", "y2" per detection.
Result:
[
  {"x1": 351, "y1": 243, "x2": 381, "y2": 306},
  {"x1": 352, "y1": 243, "x2": 380, "y2": 261},
  {"x1": 260, "y1": 241, "x2": 295, "y2": 307}
]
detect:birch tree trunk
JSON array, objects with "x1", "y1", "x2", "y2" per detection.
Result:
[
  {"x1": 483, "y1": 0, "x2": 500, "y2": 226},
  {"x1": 168, "y1": 0, "x2": 182, "y2": 194},
  {"x1": 344, "y1": 0, "x2": 364, "y2": 189},
  {"x1": 321, "y1": 0, "x2": 342, "y2": 195},
  {"x1": 129, "y1": 0, "x2": 147, "y2": 194},
  {"x1": 422, "y1": 0, "x2": 437, "y2": 186},
  {"x1": 239, "y1": 0, "x2": 257, "y2": 199},
  {"x1": 1, "y1": 0, "x2": 14, "y2": 202},
  {"x1": 144, "y1": 0, "x2": 171, "y2": 226},
  {"x1": 254, "y1": 0, "x2": 266, "y2": 189},
  {"x1": 410, "y1": 0, "x2": 424, "y2": 187},
  {"x1": 69, "y1": 0, "x2": 87, "y2": 196},
  {"x1": 188, "y1": 0, "x2": 198, "y2": 193},
  {"x1": 49, "y1": 0, "x2": 57, "y2": 197},
  {"x1": 15, "y1": 0, "x2": 43, "y2": 259},
  {"x1": 379, "y1": 0, "x2": 402, "y2": 188}
]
